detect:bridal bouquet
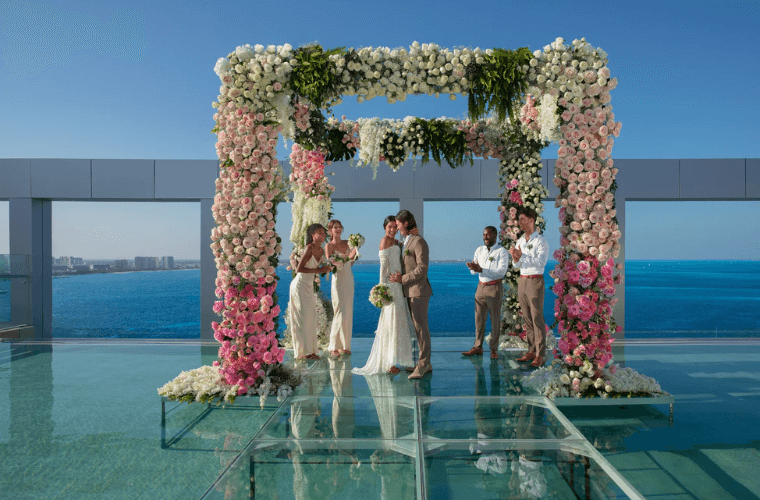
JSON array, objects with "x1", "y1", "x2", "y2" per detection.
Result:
[
  {"x1": 348, "y1": 233, "x2": 365, "y2": 259},
  {"x1": 369, "y1": 284, "x2": 393, "y2": 308},
  {"x1": 329, "y1": 253, "x2": 351, "y2": 273}
]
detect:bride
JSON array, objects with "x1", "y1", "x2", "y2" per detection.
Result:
[{"x1": 353, "y1": 216, "x2": 415, "y2": 375}]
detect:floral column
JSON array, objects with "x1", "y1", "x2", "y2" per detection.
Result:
[
  {"x1": 209, "y1": 44, "x2": 293, "y2": 396},
  {"x1": 528, "y1": 38, "x2": 623, "y2": 396}
]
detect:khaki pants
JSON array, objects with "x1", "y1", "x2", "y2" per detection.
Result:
[
  {"x1": 474, "y1": 282, "x2": 503, "y2": 351},
  {"x1": 408, "y1": 296, "x2": 431, "y2": 368},
  {"x1": 517, "y1": 276, "x2": 546, "y2": 358}
]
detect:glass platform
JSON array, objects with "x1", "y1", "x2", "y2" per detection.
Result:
[{"x1": 2, "y1": 338, "x2": 759, "y2": 499}]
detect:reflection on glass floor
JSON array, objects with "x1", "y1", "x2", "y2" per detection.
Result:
[
  {"x1": 4, "y1": 339, "x2": 760, "y2": 499},
  {"x1": 199, "y1": 354, "x2": 644, "y2": 499}
]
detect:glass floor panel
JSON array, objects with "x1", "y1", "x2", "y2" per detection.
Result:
[
  {"x1": 202, "y1": 440, "x2": 419, "y2": 500},
  {"x1": 256, "y1": 395, "x2": 417, "y2": 441},
  {"x1": 423, "y1": 441, "x2": 638, "y2": 500},
  {"x1": 420, "y1": 396, "x2": 576, "y2": 441},
  {"x1": 3, "y1": 339, "x2": 760, "y2": 499}
]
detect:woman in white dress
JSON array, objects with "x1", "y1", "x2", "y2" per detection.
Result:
[
  {"x1": 325, "y1": 219, "x2": 357, "y2": 357},
  {"x1": 289, "y1": 223, "x2": 330, "y2": 360},
  {"x1": 353, "y1": 216, "x2": 415, "y2": 375}
]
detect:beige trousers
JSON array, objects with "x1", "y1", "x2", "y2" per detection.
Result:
[
  {"x1": 474, "y1": 282, "x2": 503, "y2": 351},
  {"x1": 517, "y1": 276, "x2": 546, "y2": 358},
  {"x1": 408, "y1": 296, "x2": 431, "y2": 368}
]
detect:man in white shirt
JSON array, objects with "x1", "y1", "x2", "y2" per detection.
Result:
[
  {"x1": 463, "y1": 226, "x2": 509, "y2": 359},
  {"x1": 509, "y1": 208, "x2": 549, "y2": 368}
]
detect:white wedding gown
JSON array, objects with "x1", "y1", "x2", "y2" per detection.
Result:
[{"x1": 353, "y1": 245, "x2": 414, "y2": 375}]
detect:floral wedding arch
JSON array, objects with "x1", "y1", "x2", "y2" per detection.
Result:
[{"x1": 161, "y1": 38, "x2": 657, "y2": 404}]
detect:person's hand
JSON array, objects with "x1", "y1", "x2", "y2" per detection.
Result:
[
  {"x1": 467, "y1": 261, "x2": 482, "y2": 273},
  {"x1": 389, "y1": 272, "x2": 402, "y2": 283},
  {"x1": 509, "y1": 247, "x2": 521, "y2": 261},
  {"x1": 409, "y1": 227, "x2": 420, "y2": 236}
]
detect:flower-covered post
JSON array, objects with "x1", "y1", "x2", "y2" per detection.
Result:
[
  {"x1": 207, "y1": 44, "x2": 298, "y2": 399},
  {"x1": 283, "y1": 136, "x2": 336, "y2": 348},
  {"x1": 527, "y1": 38, "x2": 624, "y2": 396},
  {"x1": 497, "y1": 148, "x2": 548, "y2": 339}
]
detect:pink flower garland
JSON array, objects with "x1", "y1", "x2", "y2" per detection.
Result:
[
  {"x1": 552, "y1": 86, "x2": 623, "y2": 384},
  {"x1": 289, "y1": 144, "x2": 332, "y2": 200},
  {"x1": 210, "y1": 101, "x2": 287, "y2": 395}
]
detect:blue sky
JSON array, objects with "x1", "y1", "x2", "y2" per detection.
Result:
[{"x1": 1, "y1": 0, "x2": 758, "y2": 260}]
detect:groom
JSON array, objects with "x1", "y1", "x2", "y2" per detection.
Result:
[{"x1": 390, "y1": 210, "x2": 433, "y2": 379}]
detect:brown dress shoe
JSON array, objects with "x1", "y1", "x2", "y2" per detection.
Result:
[
  {"x1": 516, "y1": 352, "x2": 536, "y2": 362},
  {"x1": 529, "y1": 356, "x2": 546, "y2": 368},
  {"x1": 461, "y1": 347, "x2": 484, "y2": 356},
  {"x1": 490, "y1": 350, "x2": 499, "y2": 359}
]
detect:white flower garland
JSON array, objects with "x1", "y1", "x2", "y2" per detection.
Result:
[{"x1": 537, "y1": 93, "x2": 561, "y2": 143}]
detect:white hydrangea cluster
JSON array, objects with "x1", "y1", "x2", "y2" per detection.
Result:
[
  {"x1": 537, "y1": 93, "x2": 561, "y2": 143},
  {"x1": 523, "y1": 361, "x2": 668, "y2": 400},
  {"x1": 157, "y1": 365, "x2": 239, "y2": 403},
  {"x1": 526, "y1": 37, "x2": 617, "y2": 106},
  {"x1": 486, "y1": 329, "x2": 558, "y2": 351},
  {"x1": 214, "y1": 43, "x2": 296, "y2": 119}
]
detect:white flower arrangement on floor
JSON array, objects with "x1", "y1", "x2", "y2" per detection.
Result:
[
  {"x1": 158, "y1": 364, "x2": 302, "y2": 407},
  {"x1": 488, "y1": 329, "x2": 558, "y2": 352},
  {"x1": 523, "y1": 360, "x2": 668, "y2": 400}
]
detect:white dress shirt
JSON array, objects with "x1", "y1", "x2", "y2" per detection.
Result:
[
  {"x1": 471, "y1": 244, "x2": 509, "y2": 282},
  {"x1": 513, "y1": 231, "x2": 549, "y2": 275}
]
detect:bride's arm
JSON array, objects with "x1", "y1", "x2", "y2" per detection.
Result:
[{"x1": 379, "y1": 248, "x2": 389, "y2": 283}]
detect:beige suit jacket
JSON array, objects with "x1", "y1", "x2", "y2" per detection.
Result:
[{"x1": 401, "y1": 234, "x2": 433, "y2": 298}]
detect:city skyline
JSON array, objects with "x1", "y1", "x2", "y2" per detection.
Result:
[{"x1": 1, "y1": 199, "x2": 758, "y2": 261}]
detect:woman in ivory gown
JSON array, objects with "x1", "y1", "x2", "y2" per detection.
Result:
[
  {"x1": 325, "y1": 219, "x2": 357, "y2": 357},
  {"x1": 353, "y1": 216, "x2": 415, "y2": 375},
  {"x1": 289, "y1": 223, "x2": 330, "y2": 360}
]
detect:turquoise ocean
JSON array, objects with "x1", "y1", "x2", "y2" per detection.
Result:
[{"x1": 2, "y1": 260, "x2": 757, "y2": 338}]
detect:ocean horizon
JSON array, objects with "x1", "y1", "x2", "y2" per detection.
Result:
[{"x1": 3, "y1": 260, "x2": 757, "y2": 339}]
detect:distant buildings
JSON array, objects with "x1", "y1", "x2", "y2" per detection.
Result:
[
  {"x1": 114, "y1": 260, "x2": 130, "y2": 270},
  {"x1": 134, "y1": 256, "x2": 156, "y2": 270},
  {"x1": 51, "y1": 255, "x2": 191, "y2": 275}
]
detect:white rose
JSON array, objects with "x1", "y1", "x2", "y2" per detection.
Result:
[
  {"x1": 214, "y1": 57, "x2": 231, "y2": 77},
  {"x1": 236, "y1": 44, "x2": 254, "y2": 61}
]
